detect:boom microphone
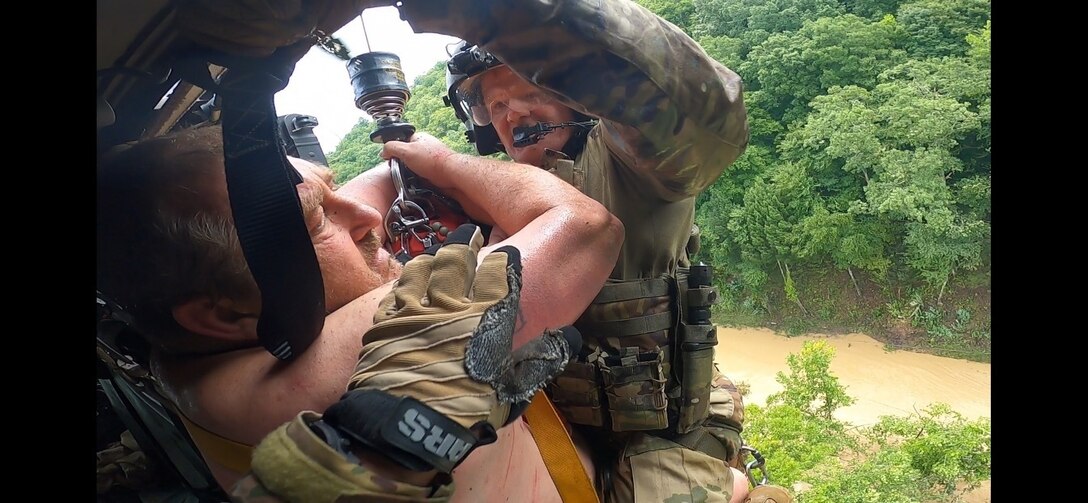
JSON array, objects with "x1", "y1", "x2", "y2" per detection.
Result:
[{"x1": 512, "y1": 120, "x2": 596, "y2": 147}]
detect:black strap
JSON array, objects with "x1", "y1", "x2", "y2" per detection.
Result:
[
  {"x1": 207, "y1": 43, "x2": 326, "y2": 360},
  {"x1": 322, "y1": 390, "x2": 497, "y2": 474}
]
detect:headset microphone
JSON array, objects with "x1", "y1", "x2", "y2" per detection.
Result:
[{"x1": 512, "y1": 120, "x2": 596, "y2": 147}]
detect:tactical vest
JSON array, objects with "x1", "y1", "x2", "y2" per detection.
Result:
[{"x1": 539, "y1": 140, "x2": 719, "y2": 436}]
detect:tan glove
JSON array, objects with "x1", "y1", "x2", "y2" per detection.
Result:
[
  {"x1": 321, "y1": 223, "x2": 581, "y2": 473},
  {"x1": 173, "y1": 0, "x2": 391, "y2": 57},
  {"x1": 234, "y1": 412, "x2": 453, "y2": 503},
  {"x1": 233, "y1": 224, "x2": 580, "y2": 502},
  {"x1": 745, "y1": 484, "x2": 794, "y2": 503}
]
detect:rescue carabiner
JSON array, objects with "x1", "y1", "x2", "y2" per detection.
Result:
[{"x1": 741, "y1": 445, "x2": 770, "y2": 487}]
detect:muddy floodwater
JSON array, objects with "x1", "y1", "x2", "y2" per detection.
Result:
[
  {"x1": 714, "y1": 327, "x2": 991, "y2": 426},
  {"x1": 713, "y1": 327, "x2": 992, "y2": 501}
]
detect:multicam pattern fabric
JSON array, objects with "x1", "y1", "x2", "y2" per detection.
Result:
[
  {"x1": 579, "y1": 288, "x2": 673, "y2": 352},
  {"x1": 232, "y1": 412, "x2": 454, "y2": 503},
  {"x1": 612, "y1": 431, "x2": 736, "y2": 503}
]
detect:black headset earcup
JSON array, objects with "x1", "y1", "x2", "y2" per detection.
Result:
[{"x1": 467, "y1": 123, "x2": 505, "y2": 156}]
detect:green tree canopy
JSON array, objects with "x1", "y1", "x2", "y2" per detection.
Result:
[
  {"x1": 742, "y1": 14, "x2": 907, "y2": 123},
  {"x1": 633, "y1": 0, "x2": 697, "y2": 35},
  {"x1": 727, "y1": 162, "x2": 819, "y2": 267},
  {"x1": 326, "y1": 117, "x2": 384, "y2": 184},
  {"x1": 896, "y1": 0, "x2": 991, "y2": 58}
]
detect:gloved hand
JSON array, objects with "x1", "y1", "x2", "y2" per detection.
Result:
[
  {"x1": 234, "y1": 224, "x2": 580, "y2": 502},
  {"x1": 322, "y1": 223, "x2": 581, "y2": 473},
  {"x1": 745, "y1": 485, "x2": 794, "y2": 503},
  {"x1": 173, "y1": 0, "x2": 391, "y2": 57},
  {"x1": 237, "y1": 411, "x2": 454, "y2": 502}
]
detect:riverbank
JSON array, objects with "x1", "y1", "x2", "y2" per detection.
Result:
[
  {"x1": 714, "y1": 268, "x2": 992, "y2": 363},
  {"x1": 713, "y1": 327, "x2": 991, "y2": 427},
  {"x1": 713, "y1": 326, "x2": 992, "y2": 502}
]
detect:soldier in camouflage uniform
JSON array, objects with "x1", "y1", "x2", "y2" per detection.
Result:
[
  {"x1": 173, "y1": 0, "x2": 792, "y2": 501},
  {"x1": 425, "y1": 1, "x2": 765, "y2": 501}
]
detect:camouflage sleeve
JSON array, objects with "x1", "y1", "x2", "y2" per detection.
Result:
[
  {"x1": 398, "y1": 0, "x2": 749, "y2": 201},
  {"x1": 232, "y1": 412, "x2": 453, "y2": 503},
  {"x1": 710, "y1": 371, "x2": 745, "y2": 431},
  {"x1": 707, "y1": 369, "x2": 745, "y2": 467}
]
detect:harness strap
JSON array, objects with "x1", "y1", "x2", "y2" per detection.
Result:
[
  {"x1": 174, "y1": 409, "x2": 255, "y2": 475},
  {"x1": 174, "y1": 43, "x2": 327, "y2": 361},
  {"x1": 524, "y1": 393, "x2": 600, "y2": 503},
  {"x1": 218, "y1": 45, "x2": 328, "y2": 360}
]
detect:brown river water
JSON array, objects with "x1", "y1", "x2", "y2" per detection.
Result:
[{"x1": 713, "y1": 327, "x2": 992, "y2": 501}]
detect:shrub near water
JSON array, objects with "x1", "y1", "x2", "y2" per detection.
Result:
[
  {"x1": 743, "y1": 340, "x2": 856, "y2": 485},
  {"x1": 743, "y1": 341, "x2": 990, "y2": 502},
  {"x1": 866, "y1": 404, "x2": 991, "y2": 498}
]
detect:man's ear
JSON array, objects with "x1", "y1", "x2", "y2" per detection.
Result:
[{"x1": 172, "y1": 297, "x2": 258, "y2": 341}]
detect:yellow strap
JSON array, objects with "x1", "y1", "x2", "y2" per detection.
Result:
[
  {"x1": 175, "y1": 410, "x2": 255, "y2": 474},
  {"x1": 524, "y1": 393, "x2": 601, "y2": 503}
]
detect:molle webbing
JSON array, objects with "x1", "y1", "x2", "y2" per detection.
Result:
[
  {"x1": 575, "y1": 277, "x2": 675, "y2": 343},
  {"x1": 592, "y1": 277, "x2": 669, "y2": 304},
  {"x1": 552, "y1": 268, "x2": 723, "y2": 436},
  {"x1": 548, "y1": 360, "x2": 605, "y2": 426},
  {"x1": 577, "y1": 313, "x2": 673, "y2": 338},
  {"x1": 552, "y1": 277, "x2": 680, "y2": 431}
]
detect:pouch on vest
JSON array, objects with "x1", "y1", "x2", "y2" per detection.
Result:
[
  {"x1": 547, "y1": 356, "x2": 605, "y2": 428},
  {"x1": 673, "y1": 265, "x2": 719, "y2": 434},
  {"x1": 600, "y1": 347, "x2": 669, "y2": 431},
  {"x1": 567, "y1": 276, "x2": 675, "y2": 431}
]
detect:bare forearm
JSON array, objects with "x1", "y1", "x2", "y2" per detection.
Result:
[
  {"x1": 441, "y1": 152, "x2": 584, "y2": 236},
  {"x1": 489, "y1": 205, "x2": 622, "y2": 349},
  {"x1": 380, "y1": 136, "x2": 625, "y2": 345},
  {"x1": 449, "y1": 155, "x2": 624, "y2": 347}
]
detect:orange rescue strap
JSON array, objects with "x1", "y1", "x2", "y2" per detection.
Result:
[
  {"x1": 175, "y1": 409, "x2": 255, "y2": 475},
  {"x1": 524, "y1": 392, "x2": 601, "y2": 503}
]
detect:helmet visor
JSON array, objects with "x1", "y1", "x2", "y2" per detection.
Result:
[
  {"x1": 453, "y1": 71, "x2": 492, "y2": 127},
  {"x1": 454, "y1": 69, "x2": 556, "y2": 127}
]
